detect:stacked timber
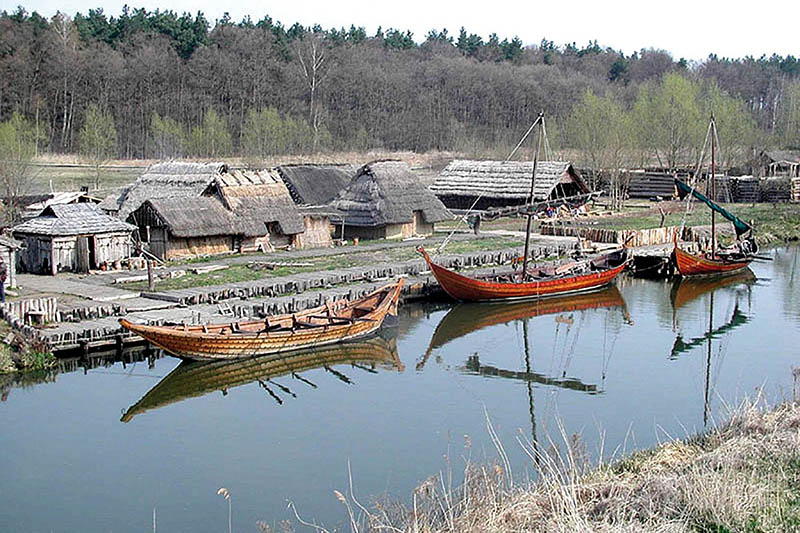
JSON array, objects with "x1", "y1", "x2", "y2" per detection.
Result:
[
  {"x1": 729, "y1": 176, "x2": 759, "y2": 203},
  {"x1": 627, "y1": 173, "x2": 676, "y2": 199},
  {"x1": 760, "y1": 177, "x2": 792, "y2": 203},
  {"x1": 792, "y1": 178, "x2": 800, "y2": 202}
]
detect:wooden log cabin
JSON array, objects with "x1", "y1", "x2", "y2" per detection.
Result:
[
  {"x1": 328, "y1": 160, "x2": 452, "y2": 241},
  {"x1": 13, "y1": 204, "x2": 135, "y2": 274}
]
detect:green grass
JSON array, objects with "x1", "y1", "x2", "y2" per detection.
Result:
[
  {"x1": 126, "y1": 235, "x2": 526, "y2": 292},
  {"x1": 28, "y1": 163, "x2": 143, "y2": 194}
]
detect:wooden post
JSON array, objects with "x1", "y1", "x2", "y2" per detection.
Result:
[{"x1": 147, "y1": 260, "x2": 155, "y2": 291}]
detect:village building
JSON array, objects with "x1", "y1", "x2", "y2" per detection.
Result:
[
  {"x1": 275, "y1": 164, "x2": 358, "y2": 206},
  {"x1": 0, "y1": 234, "x2": 22, "y2": 288},
  {"x1": 758, "y1": 150, "x2": 800, "y2": 178},
  {"x1": 430, "y1": 160, "x2": 590, "y2": 210},
  {"x1": 329, "y1": 160, "x2": 452, "y2": 241},
  {"x1": 126, "y1": 165, "x2": 330, "y2": 260},
  {"x1": 7, "y1": 190, "x2": 101, "y2": 221},
  {"x1": 13, "y1": 204, "x2": 135, "y2": 275}
]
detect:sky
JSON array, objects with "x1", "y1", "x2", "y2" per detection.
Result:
[{"x1": 8, "y1": 0, "x2": 799, "y2": 61}]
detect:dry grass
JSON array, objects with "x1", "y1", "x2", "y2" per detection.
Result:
[{"x1": 302, "y1": 399, "x2": 800, "y2": 533}]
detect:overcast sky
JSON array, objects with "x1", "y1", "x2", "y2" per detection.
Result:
[{"x1": 10, "y1": 0, "x2": 799, "y2": 61}]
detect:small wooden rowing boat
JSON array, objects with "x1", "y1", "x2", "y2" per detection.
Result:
[
  {"x1": 119, "y1": 279, "x2": 404, "y2": 360},
  {"x1": 673, "y1": 245, "x2": 753, "y2": 277},
  {"x1": 418, "y1": 246, "x2": 628, "y2": 302}
]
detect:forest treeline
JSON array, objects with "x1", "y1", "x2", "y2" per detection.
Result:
[{"x1": 1, "y1": 5, "x2": 799, "y2": 167}]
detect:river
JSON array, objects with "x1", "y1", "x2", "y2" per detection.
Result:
[{"x1": 1, "y1": 246, "x2": 797, "y2": 532}]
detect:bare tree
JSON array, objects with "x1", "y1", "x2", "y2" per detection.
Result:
[{"x1": 294, "y1": 34, "x2": 330, "y2": 152}]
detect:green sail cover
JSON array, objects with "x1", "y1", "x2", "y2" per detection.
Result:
[{"x1": 674, "y1": 179, "x2": 751, "y2": 237}]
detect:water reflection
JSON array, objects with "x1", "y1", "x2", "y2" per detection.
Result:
[
  {"x1": 121, "y1": 335, "x2": 403, "y2": 422},
  {"x1": 669, "y1": 270, "x2": 756, "y2": 426},
  {"x1": 419, "y1": 286, "x2": 631, "y2": 370}
]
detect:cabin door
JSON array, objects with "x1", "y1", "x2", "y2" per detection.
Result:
[{"x1": 76, "y1": 236, "x2": 90, "y2": 273}]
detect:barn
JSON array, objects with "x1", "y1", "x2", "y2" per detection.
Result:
[
  {"x1": 13, "y1": 204, "x2": 135, "y2": 274},
  {"x1": 430, "y1": 160, "x2": 590, "y2": 210},
  {"x1": 329, "y1": 161, "x2": 452, "y2": 241}
]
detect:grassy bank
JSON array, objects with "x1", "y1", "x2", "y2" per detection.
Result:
[
  {"x1": 322, "y1": 400, "x2": 800, "y2": 532},
  {"x1": 127, "y1": 236, "x2": 524, "y2": 292}
]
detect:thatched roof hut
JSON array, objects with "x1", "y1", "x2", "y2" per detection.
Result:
[
  {"x1": 127, "y1": 167, "x2": 322, "y2": 260},
  {"x1": 275, "y1": 164, "x2": 358, "y2": 206},
  {"x1": 430, "y1": 160, "x2": 590, "y2": 210},
  {"x1": 329, "y1": 161, "x2": 452, "y2": 240},
  {"x1": 112, "y1": 162, "x2": 227, "y2": 219}
]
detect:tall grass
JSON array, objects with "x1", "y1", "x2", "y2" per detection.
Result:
[{"x1": 304, "y1": 398, "x2": 800, "y2": 532}]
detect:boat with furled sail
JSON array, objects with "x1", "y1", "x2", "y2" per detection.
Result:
[
  {"x1": 419, "y1": 112, "x2": 628, "y2": 302},
  {"x1": 121, "y1": 336, "x2": 402, "y2": 422},
  {"x1": 119, "y1": 279, "x2": 404, "y2": 360},
  {"x1": 673, "y1": 116, "x2": 758, "y2": 277}
]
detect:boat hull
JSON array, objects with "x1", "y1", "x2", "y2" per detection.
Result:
[
  {"x1": 420, "y1": 248, "x2": 628, "y2": 302},
  {"x1": 119, "y1": 280, "x2": 403, "y2": 360},
  {"x1": 673, "y1": 246, "x2": 752, "y2": 277}
]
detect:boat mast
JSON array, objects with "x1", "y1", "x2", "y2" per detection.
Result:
[
  {"x1": 710, "y1": 115, "x2": 716, "y2": 259},
  {"x1": 522, "y1": 112, "x2": 544, "y2": 278}
]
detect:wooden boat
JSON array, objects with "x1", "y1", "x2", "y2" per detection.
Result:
[
  {"x1": 419, "y1": 246, "x2": 628, "y2": 302},
  {"x1": 673, "y1": 116, "x2": 757, "y2": 277},
  {"x1": 122, "y1": 336, "x2": 401, "y2": 422},
  {"x1": 119, "y1": 279, "x2": 404, "y2": 360},
  {"x1": 419, "y1": 112, "x2": 627, "y2": 302}
]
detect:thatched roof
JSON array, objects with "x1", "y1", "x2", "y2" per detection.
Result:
[
  {"x1": 139, "y1": 172, "x2": 304, "y2": 238},
  {"x1": 430, "y1": 160, "x2": 589, "y2": 201},
  {"x1": 275, "y1": 164, "x2": 358, "y2": 206},
  {"x1": 116, "y1": 161, "x2": 226, "y2": 219},
  {"x1": 13, "y1": 203, "x2": 135, "y2": 236},
  {"x1": 329, "y1": 161, "x2": 452, "y2": 227}
]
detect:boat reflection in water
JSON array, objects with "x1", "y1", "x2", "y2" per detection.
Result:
[
  {"x1": 669, "y1": 269, "x2": 754, "y2": 426},
  {"x1": 121, "y1": 335, "x2": 402, "y2": 422},
  {"x1": 421, "y1": 285, "x2": 632, "y2": 464},
  {"x1": 420, "y1": 285, "x2": 631, "y2": 375}
]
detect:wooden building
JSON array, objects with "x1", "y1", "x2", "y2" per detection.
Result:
[
  {"x1": 430, "y1": 160, "x2": 590, "y2": 210},
  {"x1": 275, "y1": 164, "x2": 357, "y2": 205},
  {"x1": 13, "y1": 204, "x2": 135, "y2": 274},
  {"x1": 0, "y1": 234, "x2": 22, "y2": 289},
  {"x1": 329, "y1": 161, "x2": 452, "y2": 241},
  {"x1": 127, "y1": 168, "x2": 327, "y2": 260},
  {"x1": 759, "y1": 150, "x2": 800, "y2": 178}
]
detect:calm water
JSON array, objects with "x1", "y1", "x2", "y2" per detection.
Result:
[{"x1": 1, "y1": 246, "x2": 798, "y2": 532}]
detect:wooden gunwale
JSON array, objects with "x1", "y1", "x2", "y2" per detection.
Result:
[
  {"x1": 419, "y1": 247, "x2": 627, "y2": 302},
  {"x1": 119, "y1": 280, "x2": 404, "y2": 360}
]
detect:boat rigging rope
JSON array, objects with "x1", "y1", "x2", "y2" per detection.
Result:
[
  {"x1": 435, "y1": 114, "x2": 545, "y2": 256},
  {"x1": 679, "y1": 120, "x2": 713, "y2": 240}
]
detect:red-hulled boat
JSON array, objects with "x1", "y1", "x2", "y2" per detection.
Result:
[
  {"x1": 672, "y1": 116, "x2": 757, "y2": 277},
  {"x1": 419, "y1": 246, "x2": 628, "y2": 302}
]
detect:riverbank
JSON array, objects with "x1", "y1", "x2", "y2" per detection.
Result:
[{"x1": 357, "y1": 399, "x2": 800, "y2": 532}]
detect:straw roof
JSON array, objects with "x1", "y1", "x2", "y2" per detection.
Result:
[
  {"x1": 116, "y1": 161, "x2": 227, "y2": 219},
  {"x1": 13, "y1": 203, "x2": 135, "y2": 236},
  {"x1": 763, "y1": 150, "x2": 800, "y2": 164},
  {"x1": 430, "y1": 160, "x2": 589, "y2": 201},
  {"x1": 139, "y1": 168, "x2": 304, "y2": 238},
  {"x1": 275, "y1": 164, "x2": 358, "y2": 206},
  {"x1": 329, "y1": 161, "x2": 452, "y2": 227}
]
